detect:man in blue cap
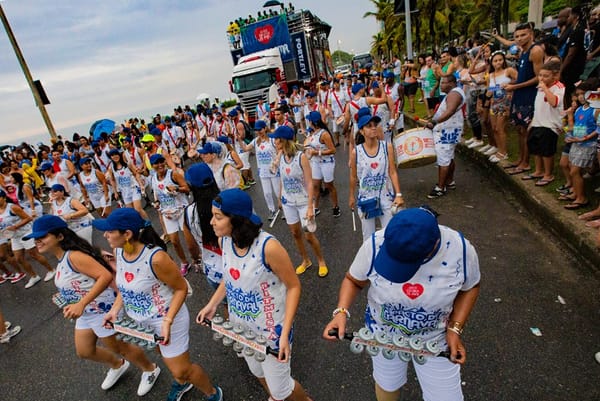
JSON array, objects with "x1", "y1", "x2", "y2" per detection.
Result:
[
  {"x1": 255, "y1": 97, "x2": 271, "y2": 128},
  {"x1": 343, "y1": 82, "x2": 391, "y2": 151},
  {"x1": 324, "y1": 207, "x2": 480, "y2": 401}
]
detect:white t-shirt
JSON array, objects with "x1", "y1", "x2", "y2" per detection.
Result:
[
  {"x1": 530, "y1": 82, "x2": 565, "y2": 133},
  {"x1": 348, "y1": 226, "x2": 480, "y2": 347}
]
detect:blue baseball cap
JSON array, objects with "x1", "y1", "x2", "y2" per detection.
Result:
[
  {"x1": 357, "y1": 114, "x2": 381, "y2": 129},
  {"x1": 198, "y1": 142, "x2": 221, "y2": 155},
  {"x1": 40, "y1": 162, "x2": 53, "y2": 171},
  {"x1": 357, "y1": 107, "x2": 372, "y2": 119},
  {"x1": 352, "y1": 83, "x2": 365, "y2": 94},
  {"x1": 217, "y1": 135, "x2": 231, "y2": 144},
  {"x1": 79, "y1": 157, "x2": 92, "y2": 166},
  {"x1": 150, "y1": 127, "x2": 162, "y2": 136},
  {"x1": 212, "y1": 188, "x2": 261, "y2": 225},
  {"x1": 19, "y1": 159, "x2": 32, "y2": 168},
  {"x1": 23, "y1": 215, "x2": 68, "y2": 240},
  {"x1": 383, "y1": 71, "x2": 395, "y2": 79},
  {"x1": 107, "y1": 148, "x2": 120, "y2": 157},
  {"x1": 92, "y1": 208, "x2": 147, "y2": 233},
  {"x1": 91, "y1": 141, "x2": 100, "y2": 147},
  {"x1": 228, "y1": 109, "x2": 239, "y2": 117},
  {"x1": 185, "y1": 162, "x2": 215, "y2": 188},
  {"x1": 306, "y1": 111, "x2": 322, "y2": 123},
  {"x1": 268, "y1": 125, "x2": 294, "y2": 140},
  {"x1": 373, "y1": 208, "x2": 441, "y2": 283},
  {"x1": 254, "y1": 120, "x2": 267, "y2": 130},
  {"x1": 305, "y1": 91, "x2": 316, "y2": 98},
  {"x1": 149, "y1": 154, "x2": 165, "y2": 165},
  {"x1": 371, "y1": 81, "x2": 380, "y2": 89},
  {"x1": 50, "y1": 184, "x2": 66, "y2": 192},
  {"x1": 122, "y1": 136, "x2": 132, "y2": 143}
]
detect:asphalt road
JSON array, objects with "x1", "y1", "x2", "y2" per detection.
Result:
[{"x1": 1, "y1": 137, "x2": 599, "y2": 401}]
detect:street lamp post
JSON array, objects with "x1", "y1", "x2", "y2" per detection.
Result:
[
  {"x1": 0, "y1": 3, "x2": 57, "y2": 140},
  {"x1": 337, "y1": 40, "x2": 341, "y2": 66}
]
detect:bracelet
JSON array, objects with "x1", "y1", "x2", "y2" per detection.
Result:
[
  {"x1": 447, "y1": 320, "x2": 464, "y2": 336},
  {"x1": 332, "y1": 307, "x2": 351, "y2": 319},
  {"x1": 163, "y1": 316, "x2": 173, "y2": 324},
  {"x1": 395, "y1": 193, "x2": 403, "y2": 198}
]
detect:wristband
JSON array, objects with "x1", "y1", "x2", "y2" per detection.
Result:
[
  {"x1": 395, "y1": 193, "x2": 403, "y2": 198},
  {"x1": 447, "y1": 320, "x2": 463, "y2": 335},
  {"x1": 332, "y1": 307, "x2": 351, "y2": 319}
]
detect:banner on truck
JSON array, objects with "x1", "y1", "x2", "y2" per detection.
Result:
[
  {"x1": 240, "y1": 15, "x2": 293, "y2": 62},
  {"x1": 290, "y1": 32, "x2": 312, "y2": 81}
]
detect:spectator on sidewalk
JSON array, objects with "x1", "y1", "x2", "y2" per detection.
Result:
[{"x1": 560, "y1": 6, "x2": 587, "y2": 107}]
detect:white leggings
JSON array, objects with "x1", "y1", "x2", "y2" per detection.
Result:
[{"x1": 260, "y1": 176, "x2": 281, "y2": 212}]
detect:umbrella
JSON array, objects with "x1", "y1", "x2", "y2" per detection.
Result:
[
  {"x1": 89, "y1": 119, "x2": 116, "y2": 140},
  {"x1": 263, "y1": 1, "x2": 283, "y2": 7},
  {"x1": 196, "y1": 92, "x2": 211, "y2": 101}
]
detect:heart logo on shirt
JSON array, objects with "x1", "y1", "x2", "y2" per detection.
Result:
[
  {"x1": 158, "y1": 184, "x2": 164, "y2": 190},
  {"x1": 119, "y1": 171, "x2": 125, "y2": 176},
  {"x1": 402, "y1": 283, "x2": 424, "y2": 300},
  {"x1": 260, "y1": 145, "x2": 265, "y2": 150},
  {"x1": 57, "y1": 210, "x2": 63, "y2": 215},
  {"x1": 229, "y1": 268, "x2": 240, "y2": 280},
  {"x1": 124, "y1": 272, "x2": 134, "y2": 283},
  {"x1": 285, "y1": 167, "x2": 291, "y2": 174},
  {"x1": 86, "y1": 178, "x2": 91, "y2": 182},
  {"x1": 370, "y1": 162, "x2": 379, "y2": 169}
]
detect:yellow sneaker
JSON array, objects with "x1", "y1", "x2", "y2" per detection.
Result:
[
  {"x1": 295, "y1": 261, "x2": 312, "y2": 275},
  {"x1": 318, "y1": 265, "x2": 329, "y2": 277}
]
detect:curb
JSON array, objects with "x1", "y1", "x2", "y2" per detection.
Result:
[{"x1": 457, "y1": 144, "x2": 600, "y2": 272}]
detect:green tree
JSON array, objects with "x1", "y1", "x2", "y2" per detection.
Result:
[{"x1": 332, "y1": 50, "x2": 354, "y2": 66}]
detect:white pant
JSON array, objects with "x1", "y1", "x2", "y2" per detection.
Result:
[
  {"x1": 359, "y1": 208, "x2": 393, "y2": 242},
  {"x1": 372, "y1": 352, "x2": 463, "y2": 401},
  {"x1": 260, "y1": 176, "x2": 281, "y2": 212},
  {"x1": 244, "y1": 352, "x2": 295, "y2": 400}
]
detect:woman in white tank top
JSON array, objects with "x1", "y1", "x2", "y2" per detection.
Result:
[
  {"x1": 97, "y1": 208, "x2": 223, "y2": 401},
  {"x1": 79, "y1": 157, "x2": 111, "y2": 216},
  {"x1": 197, "y1": 188, "x2": 311, "y2": 401},
  {"x1": 49, "y1": 184, "x2": 94, "y2": 244},
  {"x1": 23, "y1": 214, "x2": 159, "y2": 396}
]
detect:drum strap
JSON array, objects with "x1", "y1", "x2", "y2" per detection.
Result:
[{"x1": 332, "y1": 91, "x2": 344, "y2": 112}]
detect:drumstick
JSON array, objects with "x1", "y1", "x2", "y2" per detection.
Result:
[
  {"x1": 269, "y1": 209, "x2": 280, "y2": 228},
  {"x1": 351, "y1": 209, "x2": 357, "y2": 232},
  {"x1": 413, "y1": 116, "x2": 429, "y2": 127}
]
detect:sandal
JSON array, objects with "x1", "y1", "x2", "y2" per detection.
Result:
[
  {"x1": 295, "y1": 261, "x2": 312, "y2": 275},
  {"x1": 535, "y1": 177, "x2": 554, "y2": 186},
  {"x1": 507, "y1": 167, "x2": 531, "y2": 175},
  {"x1": 557, "y1": 194, "x2": 576, "y2": 201},
  {"x1": 521, "y1": 174, "x2": 544, "y2": 181},
  {"x1": 564, "y1": 201, "x2": 589, "y2": 210},
  {"x1": 318, "y1": 265, "x2": 329, "y2": 278}
]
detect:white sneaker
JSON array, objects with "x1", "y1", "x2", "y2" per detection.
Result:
[
  {"x1": 4, "y1": 321, "x2": 11, "y2": 330},
  {"x1": 489, "y1": 153, "x2": 508, "y2": 163},
  {"x1": 483, "y1": 146, "x2": 498, "y2": 156},
  {"x1": 43, "y1": 270, "x2": 56, "y2": 282},
  {"x1": 0, "y1": 325, "x2": 21, "y2": 343},
  {"x1": 137, "y1": 364, "x2": 161, "y2": 396},
  {"x1": 477, "y1": 144, "x2": 492, "y2": 153},
  {"x1": 24, "y1": 275, "x2": 41, "y2": 289},
  {"x1": 464, "y1": 137, "x2": 475, "y2": 145},
  {"x1": 467, "y1": 140, "x2": 484, "y2": 149},
  {"x1": 101, "y1": 359, "x2": 130, "y2": 390},
  {"x1": 595, "y1": 352, "x2": 600, "y2": 364}
]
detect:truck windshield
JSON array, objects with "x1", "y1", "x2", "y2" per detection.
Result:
[
  {"x1": 352, "y1": 54, "x2": 373, "y2": 70},
  {"x1": 232, "y1": 70, "x2": 277, "y2": 93}
]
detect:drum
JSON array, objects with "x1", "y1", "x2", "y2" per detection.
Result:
[{"x1": 393, "y1": 128, "x2": 436, "y2": 168}]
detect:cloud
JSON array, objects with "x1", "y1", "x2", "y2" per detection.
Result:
[{"x1": 0, "y1": 0, "x2": 378, "y2": 144}]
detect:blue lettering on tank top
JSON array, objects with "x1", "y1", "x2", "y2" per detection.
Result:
[{"x1": 226, "y1": 281, "x2": 262, "y2": 320}]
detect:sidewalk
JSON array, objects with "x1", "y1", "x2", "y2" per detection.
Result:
[{"x1": 457, "y1": 143, "x2": 600, "y2": 271}]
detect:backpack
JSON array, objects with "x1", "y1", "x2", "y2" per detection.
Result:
[{"x1": 240, "y1": 120, "x2": 254, "y2": 143}]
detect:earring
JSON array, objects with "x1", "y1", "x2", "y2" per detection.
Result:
[{"x1": 123, "y1": 239, "x2": 134, "y2": 254}]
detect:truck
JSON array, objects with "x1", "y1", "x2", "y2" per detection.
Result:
[
  {"x1": 352, "y1": 53, "x2": 374, "y2": 74},
  {"x1": 228, "y1": 9, "x2": 333, "y2": 121}
]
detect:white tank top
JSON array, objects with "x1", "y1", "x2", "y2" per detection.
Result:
[
  {"x1": 52, "y1": 197, "x2": 93, "y2": 231},
  {"x1": 124, "y1": 147, "x2": 144, "y2": 169},
  {"x1": 0, "y1": 205, "x2": 23, "y2": 240},
  {"x1": 433, "y1": 87, "x2": 465, "y2": 132},
  {"x1": 111, "y1": 164, "x2": 137, "y2": 192},
  {"x1": 253, "y1": 137, "x2": 278, "y2": 178},
  {"x1": 488, "y1": 71, "x2": 511, "y2": 100},
  {"x1": 79, "y1": 168, "x2": 102, "y2": 197},
  {"x1": 55, "y1": 250, "x2": 116, "y2": 315},
  {"x1": 115, "y1": 246, "x2": 174, "y2": 322},
  {"x1": 222, "y1": 231, "x2": 292, "y2": 348},
  {"x1": 307, "y1": 129, "x2": 334, "y2": 163},
  {"x1": 356, "y1": 141, "x2": 393, "y2": 206},
  {"x1": 151, "y1": 170, "x2": 189, "y2": 213},
  {"x1": 279, "y1": 152, "x2": 308, "y2": 207},
  {"x1": 184, "y1": 204, "x2": 223, "y2": 284}
]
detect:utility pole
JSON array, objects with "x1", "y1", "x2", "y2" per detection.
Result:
[
  {"x1": 527, "y1": 0, "x2": 544, "y2": 30},
  {"x1": 0, "y1": 3, "x2": 57, "y2": 140},
  {"x1": 404, "y1": 0, "x2": 413, "y2": 60}
]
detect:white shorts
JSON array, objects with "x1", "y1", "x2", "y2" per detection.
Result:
[
  {"x1": 240, "y1": 152, "x2": 251, "y2": 170},
  {"x1": 310, "y1": 160, "x2": 336, "y2": 183},
  {"x1": 162, "y1": 210, "x2": 185, "y2": 235},
  {"x1": 75, "y1": 226, "x2": 93, "y2": 245},
  {"x1": 121, "y1": 186, "x2": 142, "y2": 205},
  {"x1": 281, "y1": 203, "x2": 309, "y2": 226},
  {"x1": 372, "y1": 352, "x2": 463, "y2": 401},
  {"x1": 294, "y1": 112, "x2": 302, "y2": 124},
  {"x1": 11, "y1": 235, "x2": 35, "y2": 251},
  {"x1": 89, "y1": 194, "x2": 110, "y2": 209},
  {"x1": 434, "y1": 143, "x2": 458, "y2": 167},
  {"x1": 143, "y1": 304, "x2": 190, "y2": 359},
  {"x1": 243, "y1": 352, "x2": 295, "y2": 400},
  {"x1": 75, "y1": 312, "x2": 115, "y2": 338}
]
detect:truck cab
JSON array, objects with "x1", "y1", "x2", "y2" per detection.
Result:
[{"x1": 230, "y1": 48, "x2": 285, "y2": 121}]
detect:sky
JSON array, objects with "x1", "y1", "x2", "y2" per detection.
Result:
[{"x1": 0, "y1": 0, "x2": 379, "y2": 145}]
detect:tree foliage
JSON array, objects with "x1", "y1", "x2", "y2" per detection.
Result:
[{"x1": 331, "y1": 50, "x2": 354, "y2": 66}]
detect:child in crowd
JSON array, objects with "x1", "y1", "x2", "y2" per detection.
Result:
[
  {"x1": 523, "y1": 60, "x2": 564, "y2": 185},
  {"x1": 559, "y1": 79, "x2": 599, "y2": 210}
]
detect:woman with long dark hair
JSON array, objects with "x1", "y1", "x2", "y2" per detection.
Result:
[
  {"x1": 49, "y1": 183, "x2": 94, "y2": 244},
  {"x1": 198, "y1": 188, "x2": 312, "y2": 401},
  {"x1": 97, "y1": 208, "x2": 223, "y2": 401},
  {"x1": 105, "y1": 149, "x2": 148, "y2": 219},
  {"x1": 23, "y1": 214, "x2": 160, "y2": 395},
  {"x1": 304, "y1": 111, "x2": 340, "y2": 217},
  {"x1": 182, "y1": 163, "x2": 224, "y2": 296}
]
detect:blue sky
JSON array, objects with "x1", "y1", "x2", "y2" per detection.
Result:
[{"x1": 0, "y1": 0, "x2": 378, "y2": 144}]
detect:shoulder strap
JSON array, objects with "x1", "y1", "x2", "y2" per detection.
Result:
[
  {"x1": 459, "y1": 231, "x2": 467, "y2": 281},
  {"x1": 366, "y1": 232, "x2": 377, "y2": 276}
]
